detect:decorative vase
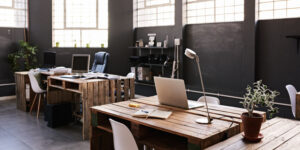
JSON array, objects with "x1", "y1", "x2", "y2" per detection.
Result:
[{"x1": 241, "y1": 112, "x2": 263, "y2": 141}]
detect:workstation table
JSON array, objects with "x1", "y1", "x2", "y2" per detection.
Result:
[
  {"x1": 206, "y1": 117, "x2": 300, "y2": 150},
  {"x1": 90, "y1": 96, "x2": 266, "y2": 150},
  {"x1": 15, "y1": 71, "x2": 135, "y2": 140},
  {"x1": 15, "y1": 71, "x2": 55, "y2": 111},
  {"x1": 47, "y1": 75, "x2": 135, "y2": 140}
]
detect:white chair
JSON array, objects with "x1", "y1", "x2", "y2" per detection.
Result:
[
  {"x1": 286, "y1": 85, "x2": 297, "y2": 118},
  {"x1": 198, "y1": 96, "x2": 220, "y2": 105},
  {"x1": 126, "y1": 72, "x2": 135, "y2": 78},
  {"x1": 28, "y1": 70, "x2": 46, "y2": 119},
  {"x1": 109, "y1": 119, "x2": 138, "y2": 150}
]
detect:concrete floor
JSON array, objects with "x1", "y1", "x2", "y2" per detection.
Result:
[{"x1": 0, "y1": 99, "x2": 89, "y2": 150}]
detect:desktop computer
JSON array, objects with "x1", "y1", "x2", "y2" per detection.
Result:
[{"x1": 43, "y1": 51, "x2": 56, "y2": 68}]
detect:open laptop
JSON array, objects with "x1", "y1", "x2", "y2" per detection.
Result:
[{"x1": 154, "y1": 77, "x2": 204, "y2": 109}]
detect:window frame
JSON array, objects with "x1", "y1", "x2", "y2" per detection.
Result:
[
  {"x1": 52, "y1": 0, "x2": 109, "y2": 48},
  {"x1": 0, "y1": 0, "x2": 28, "y2": 28},
  {"x1": 133, "y1": 0, "x2": 176, "y2": 28}
]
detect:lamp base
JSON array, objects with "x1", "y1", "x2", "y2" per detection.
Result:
[{"x1": 195, "y1": 118, "x2": 213, "y2": 124}]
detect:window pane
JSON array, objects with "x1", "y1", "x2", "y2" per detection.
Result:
[
  {"x1": 66, "y1": 0, "x2": 97, "y2": 28},
  {"x1": 259, "y1": 0, "x2": 300, "y2": 20},
  {"x1": 52, "y1": 0, "x2": 108, "y2": 48},
  {"x1": 0, "y1": 0, "x2": 27, "y2": 28},
  {"x1": 186, "y1": 0, "x2": 244, "y2": 24},
  {"x1": 134, "y1": 0, "x2": 175, "y2": 28}
]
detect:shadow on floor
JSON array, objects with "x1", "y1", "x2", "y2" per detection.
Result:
[{"x1": 0, "y1": 99, "x2": 90, "y2": 150}]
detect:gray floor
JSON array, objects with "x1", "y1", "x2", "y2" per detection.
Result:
[{"x1": 0, "y1": 99, "x2": 89, "y2": 150}]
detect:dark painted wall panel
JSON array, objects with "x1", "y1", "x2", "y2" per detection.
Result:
[
  {"x1": 183, "y1": 23, "x2": 245, "y2": 96},
  {"x1": 256, "y1": 18, "x2": 300, "y2": 104}
]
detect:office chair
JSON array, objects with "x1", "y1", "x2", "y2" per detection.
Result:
[
  {"x1": 286, "y1": 85, "x2": 297, "y2": 118},
  {"x1": 198, "y1": 96, "x2": 220, "y2": 105},
  {"x1": 91, "y1": 52, "x2": 109, "y2": 73},
  {"x1": 109, "y1": 119, "x2": 139, "y2": 150},
  {"x1": 28, "y1": 70, "x2": 46, "y2": 119}
]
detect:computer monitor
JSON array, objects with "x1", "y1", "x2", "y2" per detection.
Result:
[
  {"x1": 72, "y1": 54, "x2": 90, "y2": 74},
  {"x1": 43, "y1": 51, "x2": 56, "y2": 68}
]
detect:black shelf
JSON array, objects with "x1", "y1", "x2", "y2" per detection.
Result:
[{"x1": 129, "y1": 46, "x2": 173, "y2": 49}]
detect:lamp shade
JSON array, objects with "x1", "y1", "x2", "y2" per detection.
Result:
[{"x1": 185, "y1": 48, "x2": 197, "y2": 59}]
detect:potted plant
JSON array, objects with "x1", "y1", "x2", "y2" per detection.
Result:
[
  {"x1": 241, "y1": 80, "x2": 279, "y2": 141},
  {"x1": 8, "y1": 40, "x2": 38, "y2": 72}
]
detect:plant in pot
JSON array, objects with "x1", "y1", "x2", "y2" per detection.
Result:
[
  {"x1": 241, "y1": 80, "x2": 279, "y2": 142},
  {"x1": 8, "y1": 40, "x2": 38, "y2": 72}
]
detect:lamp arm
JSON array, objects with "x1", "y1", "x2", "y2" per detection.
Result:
[{"x1": 195, "y1": 56, "x2": 211, "y2": 123}]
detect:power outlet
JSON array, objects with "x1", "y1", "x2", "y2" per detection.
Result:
[{"x1": 174, "y1": 38, "x2": 180, "y2": 46}]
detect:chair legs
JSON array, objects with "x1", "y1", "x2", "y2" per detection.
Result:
[
  {"x1": 29, "y1": 93, "x2": 43, "y2": 119},
  {"x1": 37, "y1": 94, "x2": 42, "y2": 119},
  {"x1": 30, "y1": 93, "x2": 38, "y2": 114}
]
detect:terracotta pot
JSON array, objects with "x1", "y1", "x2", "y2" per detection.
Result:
[{"x1": 241, "y1": 112, "x2": 263, "y2": 138}]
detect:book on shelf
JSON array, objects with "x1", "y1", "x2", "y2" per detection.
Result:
[{"x1": 132, "y1": 109, "x2": 172, "y2": 119}]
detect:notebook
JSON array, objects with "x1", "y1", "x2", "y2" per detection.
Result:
[{"x1": 132, "y1": 109, "x2": 172, "y2": 119}]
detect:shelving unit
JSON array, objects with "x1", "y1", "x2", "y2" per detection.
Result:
[{"x1": 129, "y1": 46, "x2": 173, "y2": 84}]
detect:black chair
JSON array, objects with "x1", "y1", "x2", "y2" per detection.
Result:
[{"x1": 91, "y1": 52, "x2": 109, "y2": 73}]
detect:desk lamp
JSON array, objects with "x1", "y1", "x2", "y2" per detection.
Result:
[{"x1": 185, "y1": 48, "x2": 212, "y2": 124}]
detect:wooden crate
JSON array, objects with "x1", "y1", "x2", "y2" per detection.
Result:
[{"x1": 47, "y1": 76, "x2": 135, "y2": 140}]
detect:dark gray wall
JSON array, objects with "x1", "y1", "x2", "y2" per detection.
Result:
[
  {"x1": 0, "y1": 28, "x2": 26, "y2": 96},
  {"x1": 256, "y1": 18, "x2": 300, "y2": 104},
  {"x1": 29, "y1": 0, "x2": 133, "y2": 75},
  {"x1": 135, "y1": 0, "x2": 256, "y2": 97}
]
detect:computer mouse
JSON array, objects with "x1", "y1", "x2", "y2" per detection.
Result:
[{"x1": 104, "y1": 74, "x2": 108, "y2": 77}]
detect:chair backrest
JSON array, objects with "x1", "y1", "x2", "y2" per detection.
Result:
[
  {"x1": 286, "y1": 85, "x2": 297, "y2": 118},
  {"x1": 197, "y1": 96, "x2": 220, "y2": 105},
  {"x1": 126, "y1": 72, "x2": 135, "y2": 78},
  {"x1": 91, "y1": 52, "x2": 109, "y2": 73},
  {"x1": 28, "y1": 70, "x2": 44, "y2": 94},
  {"x1": 109, "y1": 119, "x2": 138, "y2": 150}
]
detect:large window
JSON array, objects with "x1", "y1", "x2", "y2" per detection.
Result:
[
  {"x1": 52, "y1": 0, "x2": 108, "y2": 48},
  {"x1": 0, "y1": 0, "x2": 27, "y2": 28},
  {"x1": 185, "y1": 0, "x2": 244, "y2": 24},
  {"x1": 259, "y1": 0, "x2": 300, "y2": 20},
  {"x1": 133, "y1": 0, "x2": 175, "y2": 28}
]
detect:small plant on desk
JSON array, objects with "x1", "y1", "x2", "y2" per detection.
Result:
[{"x1": 241, "y1": 80, "x2": 279, "y2": 142}]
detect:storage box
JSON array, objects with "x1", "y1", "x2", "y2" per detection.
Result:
[
  {"x1": 137, "y1": 67, "x2": 150, "y2": 81},
  {"x1": 131, "y1": 67, "x2": 136, "y2": 74}
]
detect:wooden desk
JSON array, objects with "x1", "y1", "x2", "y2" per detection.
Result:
[
  {"x1": 206, "y1": 117, "x2": 300, "y2": 150},
  {"x1": 90, "y1": 97, "x2": 266, "y2": 150},
  {"x1": 133, "y1": 96, "x2": 266, "y2": 131},
  {"x1": 15, "y1": 71, "x2": 54, "y2": 111},
  {"x1": 48, "y1": 75, "x2": 135, "y2": 140},
  {"x1": 296, "y1": 93, "x2": 300, "y2": 119}
]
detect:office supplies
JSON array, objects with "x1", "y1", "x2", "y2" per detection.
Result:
[
  {"x1": 129, "y1": 103, "x2": 140, "y2": 108},
  {"x1": 185, "y1": 48, "x2": 212, "y2": 124},
  {"x1": 72, "y1": 54, "x2": 90, "y2": 74},
  {"x1": 132, "y1": 109, "x2": 172, "y2": 119},
  {"x1": 154, "y1": 77, "x2": 204, "y2": 109}
]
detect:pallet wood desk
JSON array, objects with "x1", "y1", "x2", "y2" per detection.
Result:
[
  {"x1": 133, "y1": 96, "x2": 266, "y2": 132},
  {"x1": 48, "y1": 75, "x2": 135, "y2": 140},
  {"x1": 90, "y1": 97, "x2": 266, "y2": 150},
  {"x1": 15, "y1": 71, "x2": 55, "y2": 112},
  {"x1": 206, "y1": 117, "x2": 300, "y2": 150}
]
